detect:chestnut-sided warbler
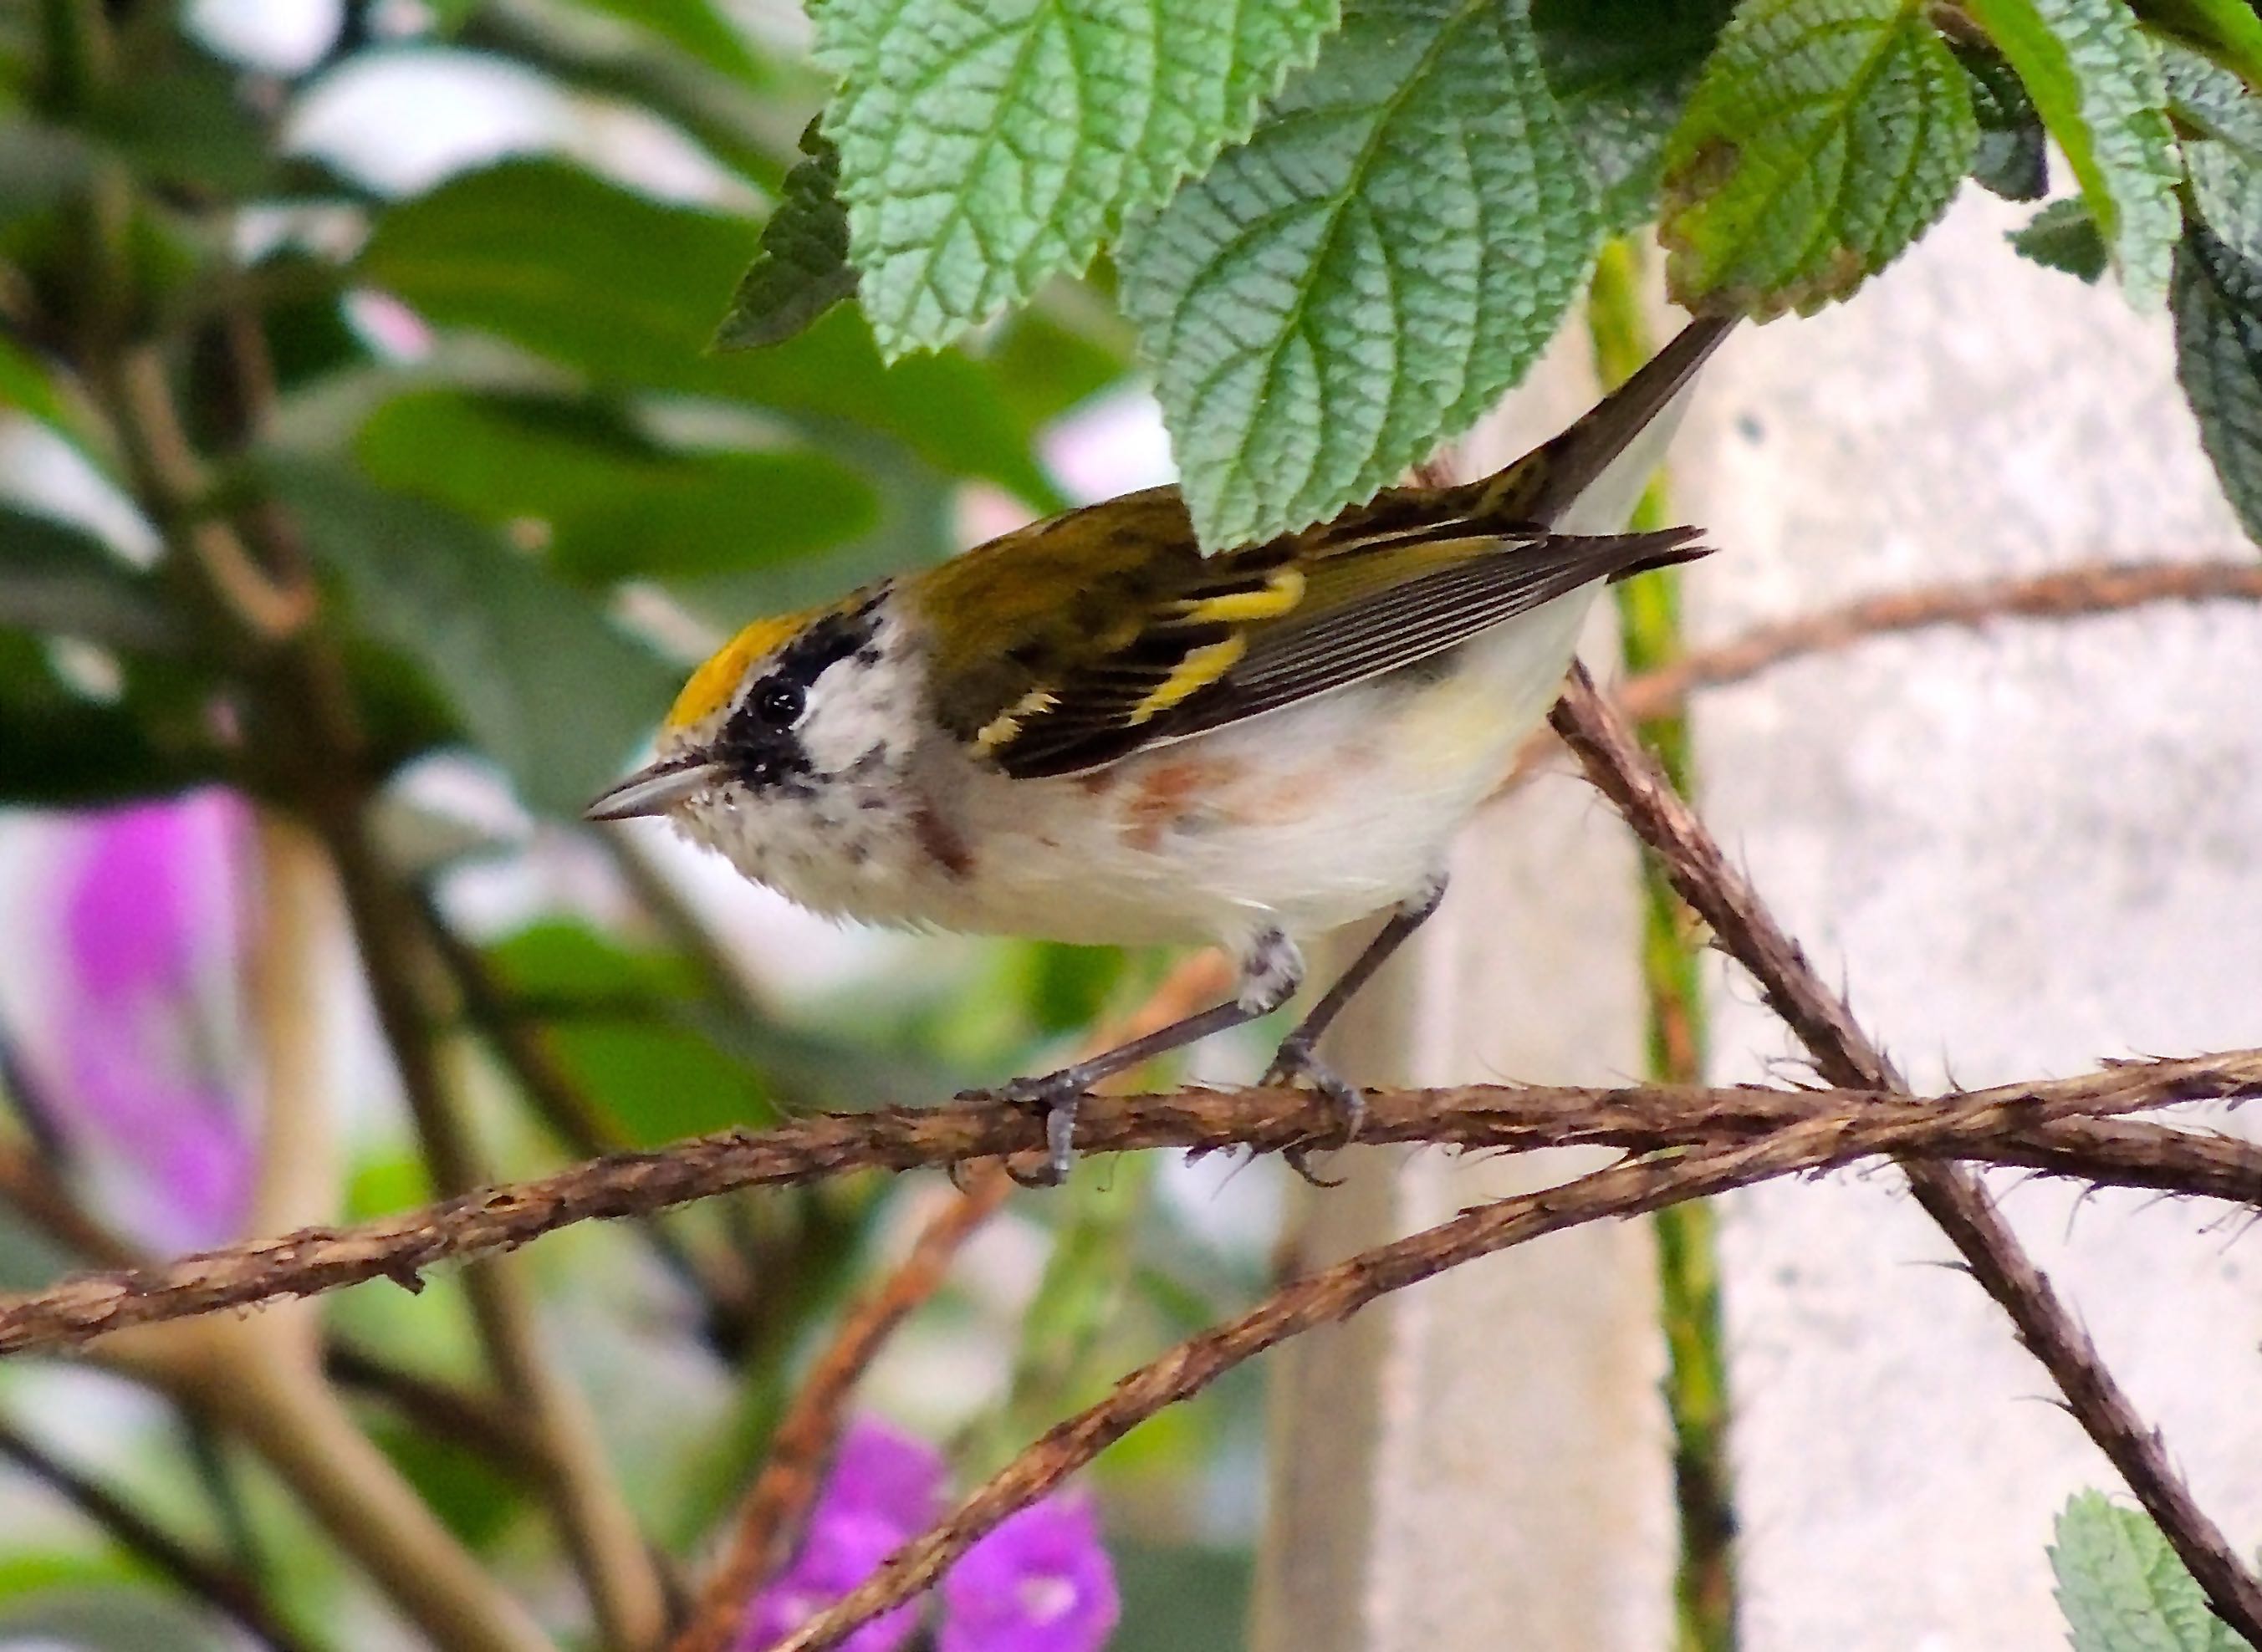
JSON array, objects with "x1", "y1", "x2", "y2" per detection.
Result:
[{"x1": 590, "y1": 315, "x2": 1733, "y2": 1180}]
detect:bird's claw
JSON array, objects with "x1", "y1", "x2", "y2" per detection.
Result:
[
  {"x1": 959, "y1": 1070, "x2": 1089, "y2": 1186},
  {"x1": 1264, "y1": 1037, "x2": 1366, "y2": 1187}
]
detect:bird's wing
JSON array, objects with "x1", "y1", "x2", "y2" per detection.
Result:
[
  {"x1": 921, "y1": 314, "x2": 1733, "y2": 780},
  {"x1": 930, "y1": 492, "x2": 1701, "y2": 779}
]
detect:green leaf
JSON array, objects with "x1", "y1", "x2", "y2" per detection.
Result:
[
  {"x1": 986, "y1": 300, "x2": 1136, "y2": 426},
  {"x1": 0, "y1": 1586, "x2": 234, "y2": 1652},
  {"x1": 1533, "y1": 0, "x2": 1736, "y2": 233},
  {"x1": 2172, "y1": 223, "x2": 2262, "y2": 547},
  {"x1": 1960, "y1": 0, "x2": 2183, "y2": 308},
  {"x1": 353, "y1": 390, "x2": 878, "y2": 584},
  {"x1": 0, "y1": 633, "x2": 215, "y2": 805},
  {"x1": 2129, "y1": 0, "x2": 2262, "y2": 93},
  {"x1": 0, "y1": 334, "x2": 67, "y2": 428},
  {"x1": 2159, "y1": 44, "x2": 2262, "y2": 263},
  {"x1": 814, "y1": 0, "x2": 1343, "y2": 354},
  {"x1": 268, "y1": 457, "x2": 683, "y2": 817},
  {"x1": 2188, "y1": 140, "x2": 2262, "y2": 264},
  {"x1": 359, "y1": 161, "x2": 1061, "y2": 507},
  {"x1": 1120, "y1": 0, "x2": 1598, "y2": 549},
  {"x1": 566, "y1": 0, "x2": 765, "y2": 81},
  {"x1": 0, "y1": 507, "x2": 179, "y2": 651},
  {"x1": 1658, "y1": 0, "x2": 1979, "y2": 318},
  {"x1": 487, "y1": 921, "x2": 955, "y2": 1130},
  {"x1": 2010, "y1": 196, "x2": 2110, "y2": 278},
  {"x1": 2051, "y1": 1491, "x2": 2246, "y2": 1652},
  {"x1": 715, "y1": 122, "x2": 859, "y2": 350},
  {"x1": 2158, "y1": 39, "x2": 2262, "y2": 153},
  {"x1": 1955, "y1": 35, "x2": 2051, "y2": 199}
]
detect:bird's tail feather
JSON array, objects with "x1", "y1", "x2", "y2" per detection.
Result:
[{"x1": 1475, "y1": 313, "x2": 1737, "y2": 534}]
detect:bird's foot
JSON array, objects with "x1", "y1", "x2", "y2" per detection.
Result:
[
  {"x1": 1264, "y1": 1035, "x2": 1366, "y2": 1188},
  {"x1": 957, "y1": 1068, "x2": 1090, "y2": 1186}
]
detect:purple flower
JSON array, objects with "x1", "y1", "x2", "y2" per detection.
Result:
[
  {"x1": 940, "y1": 1498, "x2": 1119, "y2": 1652},
  {"x1": 740, "y1": 1421, "x2": 944, "y2": 1652},
  {"x1": 814, "y1": 1419, "x2": 946, "y2": 1537},
  {"x1": 738, "y1": 1420, "x2": 1118, "y2": 1652},
  {"x1": 3, "y1": 790, "x2": 256, "y2": 1251},
  {"x1": 740, "y1": 1508, "x2": 926, "y2": 1652}
]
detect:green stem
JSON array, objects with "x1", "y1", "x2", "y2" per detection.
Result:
[{"x1": 1588, "y1": 237, "x2": 1740, "y2": 1652}]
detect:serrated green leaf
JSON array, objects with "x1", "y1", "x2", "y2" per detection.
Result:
[
  {"x1": 359, "y1": 160, "x2": 1061, "y2": 507},
  {"x1": 268, "y1": 457, "x2": 682, "y2": 817},
  {"x1": 815, "y1": 0, "x2": 1343, "y2": 354},
  {"x1": 715, "y1": 123, "x2": 859, "y2": 350},
  {"x1": 2188, "y1": 140, "x2": 2262, "y2": 263},
  {"x1": 1120, "y1": 0, "x2": 1598, "y2": 549},
  {"x1": 2172, "y1": 224, "x2": 2262, "y2": 547},
  {"x1": 1955, "y1": 35, "x2": 2051, "y2": 198},
  {"x1": 2130, "y1": 0, "x2": 2262, "y2": 92},
  {"x1": 2011, "y1": 196, "x2": 2110, "y2": 278},
  {"x1": 2158, "y1": 39, "x2": 2262, "y2": 153},
  {"x1": 1961, "y1": 0, "x2": 2183, "y2": 308},
  {"x1": 2158, "y1": 43, "x2": 2262, "y2": 262},
  {"x1": 1658, "y1": 0, "x2": 1979, "y2": 319},
  {"x1": 2051, "y1": 1491, "x2": 2247, "y2": 1652},
  {"x1": 1534, "y1": 0, "x2": 1736, "y2": 233}
]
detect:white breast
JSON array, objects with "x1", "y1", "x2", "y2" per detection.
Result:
[{"x1": 909, "y1": 590, "x2": 1596, "y2": 951}]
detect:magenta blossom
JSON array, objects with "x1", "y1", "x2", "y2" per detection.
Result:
[
  {"x1": 740, "y1": 1418, "x2": 1117, "y2": 1652},
  {"x1": 2, "y1": 790, "x2": 256, "y2": 1251},
  {"x1": 940, "y1": 1498, "x2": 1120, "y2": 1652},
  {"x1": 741, "y1": 1507, "x2": 930, "y2": 1652}
]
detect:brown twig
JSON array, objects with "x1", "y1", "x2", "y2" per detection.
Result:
[
  {"x1": 1616, "y1": 559, "x2": 2262, "y2": 723},
  {"x1": 4, "y1": 1053, "x2": 2260, "y2": 1363},
  {"x1": 777, "y1": 1055, "x2": 2251, "y2": 1652},
  {"x1": 671, "y1": 1174, "x2": 1011, "y2": 1652},
  {"x1": 666, "y1": 951, "x2": 1235, "y2": 1652},
  {"x1": 0, "y1": 1411, "x2": 317, "y2": 1652},
  {"x1": 1548, "y1": 664, "x2": 2262, "y2": 1644}
]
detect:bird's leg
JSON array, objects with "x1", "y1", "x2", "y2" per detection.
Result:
[
  {"x1": 1264, "y1": 876, "x2": 1448, "y2": 1159},
  {"x1": 967, "y1": 930, "x2": 1304, "y2": 1186}
]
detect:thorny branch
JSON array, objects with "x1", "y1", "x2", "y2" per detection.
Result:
[
  {"x1": 3, "y1": 1052, "x2": 2259, "y2": 1363},
  {"x1": 1616, "y1": 558, "x2": 2262, "y2": 722},
  {"x1": 1549, "y1": 665, "x2": 2262, "y2": 1644}
]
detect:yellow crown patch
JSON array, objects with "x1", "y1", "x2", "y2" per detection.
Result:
[{"x1": 664, "y1": 609, "x2": 814, "y2": 730}]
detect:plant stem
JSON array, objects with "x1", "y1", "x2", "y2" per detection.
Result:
[
  {"x1": 1589, "y1": 238, "x2": 1739, "y2": 1652},
  {"x1": 0, "y1": 1410, "x2": 315, "y2": 1652}
]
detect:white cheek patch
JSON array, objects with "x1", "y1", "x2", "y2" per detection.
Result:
[{"x1": 796, "y1": 612, "x2": 917, "y2": 778}]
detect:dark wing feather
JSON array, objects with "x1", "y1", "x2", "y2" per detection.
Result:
[
  {"x1": 948, "y1": 317, "x2": 1734, "y2": 779},
  {"x1": 993, "y1": 525, "x2": 1703, "y2": 778}
]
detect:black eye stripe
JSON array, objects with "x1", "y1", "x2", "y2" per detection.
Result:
[
  {"x1": 771, "y1": 600, "x2": 880, "y2": 690},
  {"x1": 713, "y1": 596, "x2": 882, "y2": 793}
]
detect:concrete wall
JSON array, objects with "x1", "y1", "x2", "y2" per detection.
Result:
[{"x1": 1253, "y1": 187, "x2": 2262, "y2": 1649}]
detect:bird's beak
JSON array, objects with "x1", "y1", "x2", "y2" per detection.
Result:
[{"x1": 585, "y1": 757, "x2": 725, "y2": 822}]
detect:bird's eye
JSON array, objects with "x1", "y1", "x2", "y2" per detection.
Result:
[{"x1": 753, "y1": 679, "x2": 804, "y2": 727}]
